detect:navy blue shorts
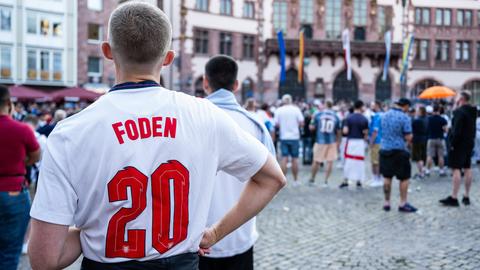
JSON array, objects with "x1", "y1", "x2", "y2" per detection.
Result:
[{"x1": 280, "y1": 140, "x2": 300, "y2": 158}]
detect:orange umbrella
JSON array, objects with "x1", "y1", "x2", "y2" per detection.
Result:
[{"x1": 418, "y1": 86, "x2": 456, "y2": 99}]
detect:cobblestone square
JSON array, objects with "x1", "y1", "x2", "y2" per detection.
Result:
[{"x1": 19, "y1": 164, "x2": 480, "y2": 270}]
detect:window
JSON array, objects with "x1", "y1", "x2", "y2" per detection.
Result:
[
  {"x1": 457, "y1": 10, "x2": 464, "y2": 26},
  {"x1": 88, "y1": 24, "x2": 102, "y2": 42},
  {"x1": 0, "y1": 6, "x2": 11, "y2": 31},
  {"x1": 88, "y1": 57, "x2": 102, "y2": 75},
  {"x1": 194, "y1": 29, "x2": 209, "y2": 54},
  {"x1": 435, "y1": 9, "x2": 442, "y2": 25},
  {"x1": 477, "y1": 42, "x2": 480, "y2": 64},
  {"x1": 465, "y1": 10, "x2": 472, "y2": 26},
  {"x1": 196, "y1": 0, "x2": 208, "y2": 11},
  {"x1": 243, "y1": 2, "x2": 255, "y2": 19},
  {"x1": 27, "y1": 50, "x2": 37, "y2": 80},
  {"x1": 242, "y1": 35, "x2": 255, "y2": 59},
  {"x1": 220, "y1": 0, "x2": 232, "y2": 15},
  {"x1": 40, "y1": 51, "x2": 50, "y2": 80},
  {"x1": 87, "y1": 0, "x2": 103, "y2": 11},
  {"x1": 326, "y1": 0, "x2": 342, "y2": 39},
  {"x1": 456, "y1": 41, "x2": 471, "y2": 62},
  {"x1": 353, "y1": 0, "x2": 367, "y2": 26},
  {"x1": 53, "y1": 52, "x2": 62, "y2": 81},
  {"x1": 444, "y1": 9, "x2": 451, "y2": 26},
  {"x1": 377, "y1": 6, "x2": 387, "y2": 37},
  {"x1": 463, "y1": 81, "x2": 480, "y2": 105},
  {"x1": 435, "y1": 40, "x2": 449, "y2": 62},
  {"x1": 273, "y1": 1, "x2": 287, "y2": 33},
  {"x1": 300, "y1": 0, "x2": 313, "y2": 24},
  {"x1": 0, "y1": 46, "x2": 12, "y2": 79},
  {"x1": 416, "y1": 40, "x2": 429, "y2": 61},
  {"x1": 478, "y1": 11, "x2": 480, "y2": 26},
  {"x1": 27, "y1": 13, "x2": 37, "y2": 34},
  {"x1": 415, "y1": 8, "x2": 430, "y2": 25},
  {"x1": 219, "y1": 32, "x2": 232, "y2": 55}
]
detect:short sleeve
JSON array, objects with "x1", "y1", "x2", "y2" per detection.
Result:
[
  {"x1": 30, "y1": 130, "x2": 77, "y2": 226},
  {"x1": 402, "y1": 116, "x2": 413, "y2": 134},
  {"x1": 213, "y1": 107, "x2": 269, "y2": 182},
  {"x1": 23, "y1": 126, "x2": 40, "y2": 153}
]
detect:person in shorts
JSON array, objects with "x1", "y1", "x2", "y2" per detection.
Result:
[
  {"x1": 274, "y1": 95, "x2": 304, "y2": 185},
  {"x1": 380, "y1": 98, "x2": 417, "y2": 213},
  {"x1": 308, "y1": 100, "x2": 340, "y2": 186},
  {"x1": 426, "y1": 105, "x2": 448, "y2": 177},
  {"x1": 411, "y1": 106, "x2": 428, "y2": 179},
  {"x1": 440, "y1": 92, "x2": 477, "y2": 207}
]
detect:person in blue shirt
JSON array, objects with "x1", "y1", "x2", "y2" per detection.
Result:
[
  {"x1": 369, "y1": 101, "x2": 383, "y2": 187},
  {"x1": 380, "y1": 98, "x2": 417, "y2": 213},
  {"x1": 308, "y1": 101, "x2": 341, "y2": 186}
]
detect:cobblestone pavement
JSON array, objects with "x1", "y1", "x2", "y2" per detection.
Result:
[{"x1": 19, "y1": 163, "x2": 480, "y2": 269}]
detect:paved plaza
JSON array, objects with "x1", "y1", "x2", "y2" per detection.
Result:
[{"x1": 19, "y1": 163, "x2": 480, "y2": 270}]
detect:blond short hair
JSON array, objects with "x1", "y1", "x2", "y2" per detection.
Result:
[{"x1": 108, "y1": 1, "x2": 172, "y2": 66}]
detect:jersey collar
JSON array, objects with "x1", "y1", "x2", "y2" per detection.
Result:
[{"x1": 109, "y1": 80, "x2": 160, "y2": 92}]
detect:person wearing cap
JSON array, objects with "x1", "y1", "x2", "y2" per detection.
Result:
[{"x1": 379, "y1": 98, "x2": 418, "y2": 213}]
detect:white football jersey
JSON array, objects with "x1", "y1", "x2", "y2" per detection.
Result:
[
  {"x1": 30, "y1": 84, "x2": 268, "y2": 263},
  {"x1": 205, "y1": 109, "x2": 263, "y2": 258}
]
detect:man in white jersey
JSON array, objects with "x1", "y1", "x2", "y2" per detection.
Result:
[
  {"x1": 28, "y1": 3, "x2": 286, "y2": 270},
  {"x1": 274, "y1": 95, "x2": 304, "y2": 185},
  {"x1": 199, "y1": 55, "x2": 276, "y2": 270}
]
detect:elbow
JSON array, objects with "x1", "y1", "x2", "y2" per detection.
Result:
[
  {"x1": 29, "y1": 247, "x2": 58, "y2": 270},
  {"x1": 276, "y1": 174, "x2": 287, "y2": 190}
]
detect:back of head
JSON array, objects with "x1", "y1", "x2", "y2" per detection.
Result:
[
  {"x1": 0, "y1": 85, "x2": 10, "y2": 110},
  {"x1": 205, "y1": 55, "x2": 238, "y2": 91},
  {"x1": 354, "y1": 100, "x2": 364, "y2": 110},
  {"x1": 418, "y1": 106, "x2": 427, "y2": 117},
  {"x1": 24, "y1": 114, "x2": 39, "y2": 127},
  {"x1": 54, "y1": 109, "x2": 67, "y2": 122},
  {"x1": 325, "y1": 100, "x2": 333, "y2": 109},
  {"x1": 282, "y1": 94, "x2": 292, "y2": 105},
  {"x1": 460, "y1": 91, "x2": 471, "y2": 103},
  {"x1": 245, "y1": 98, "x2": 256, "y2": 111},
  {"x1": 433, "y1": 104, "x2": 441, "y2": 114},
  {"x1": 109, "y1": 2, "x2": 172, "y2": 68}
]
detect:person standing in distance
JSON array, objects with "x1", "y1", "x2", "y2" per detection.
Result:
[
  {"x1": 199, "y1": 55, "x2": 276, "y2": 270},
  {"x1": 425, "y1": 105, "x2": 448, "y2": 177},
  {"x1": 440, "y1": 91, "x2": 477, "y2": 207},
  {"x1": 340, "y1": 101, "x2": 369, "y2": 188},
  {"x1": 0, "y1": 85, "x2": 41, "y2": 270},
  {"x1": 28, "y1": 3, "x2": 285, "y2": 270},
  {"x1": 380, "y1": 98, "x2": 417, "y2": 213},
  {"x1": 274, "y1": 94, "x2": 304, "y2": 185},
  {"x1": 308, "y1": 100, "x2": 341, "y2": 186},
  {"x1": 369, "y1": 101, "x2": 383, "y2": 187}
]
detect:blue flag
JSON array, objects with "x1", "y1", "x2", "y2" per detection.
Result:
[{"x1": 277, "y1": 31, "x2": 286, "y2": 83}]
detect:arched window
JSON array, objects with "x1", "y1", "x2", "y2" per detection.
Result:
[
  {"x1": 241, "y1": 78, "x2": 254, "y2": 103},
  {"x1": 375, "y1": 74, "x2": 392, "y2": 102},
  {"x1": 411, "y1": 79, "x2": 440, "y2": 98},
  {"x1": 194, "y1": 77, "x2": 205, "y2": 98},
  {"x1": 463, "y1": 80, "x2": 480, "y2": 105},
  {"x1": 279, "y1": 68, "x2": 306, "y2": 101},
  {"x1": 333, "y1": 70, "x2": 358, "y2": 102}
]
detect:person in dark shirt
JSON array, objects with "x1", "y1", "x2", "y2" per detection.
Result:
[
  {"x1": 426, "y1": 105, "x2": 448, "y2": 177},
  {"x1": 440, "y1": 92, "x2": 478, "y2": 207},
  {"x1": 340, "y1": 101, "x2": 369, "y2": 188},
  {"x1": 412, "y1": 107, "x2": 428, "y2": 179},
  {"x1": 36, "y1": 109, "x2": 67, "y2": 137}
]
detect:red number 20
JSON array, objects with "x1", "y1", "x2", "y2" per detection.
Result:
[{"x1": 105, "y1": 160, "x2": 190, "y2": 258}]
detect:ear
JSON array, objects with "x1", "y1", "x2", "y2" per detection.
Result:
[
  {"x1": 203, "y1": 76, "x2": 212, "y2": 95},
  {"x1": 102, "y1": 42, "x2": 113, "y2": 60},
  {"x1": 162, "y1": 50, "x2": 175, "y2": 67},
  {"x1": 232, "y1": 80, "x2": 239, "y2": 93}
]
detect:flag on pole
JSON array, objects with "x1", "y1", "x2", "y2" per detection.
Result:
[
  {"x1": 277, "y1": 31, "x2": 287, "y2": 83},
  {"x1": 400, "y1": 34, "x2": 415, "y2": 83},
  {"x1": 382, "y1": 31, "x2": 392, "y2": 81},
  {"x1": 342, "y1": 29, "x2": 352, "y2": 81},
  {"x1": 298, "y1": 30, "x2": 305, "y2": 83}
]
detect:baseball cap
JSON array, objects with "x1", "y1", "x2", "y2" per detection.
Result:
[
  {"x1": 426, "y1": 105, "x2": 433, "y2": 113},
  {"x1": 395, "y1": 98, "x2": 411, "y2": 107}
]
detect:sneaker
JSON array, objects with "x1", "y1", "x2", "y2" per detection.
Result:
[
  {"x1": 323, "y1": 182, "x2": 329, "y2": 188},
  {"x1": 356, "y1": 181, "x2": 362, "y2": 188},
  {"x1": 439, "y1": 196, "x2": 459, "y2": 207},
  {"x1": 370, "y1": 180, "x2": 383, "y2": 187},
  {"x1": 398, "y1": 203, "x2": 418, "y2": 213},
  {"x1": 439, "y1": 170, "x2": 447, "y2": 177},
  {"x1": 339, "y1": 182, "x2": 349, "y2": 189},
  {"x1": 308, "y1": 180, "x2": 315, "y2": 187},
  {"x1": 292, "y1": 181, "x2": 300, "y2": 187},
  {"x1": 462, "y1": 196, "x2": 471, "y2": 206},
  {"x1": 425, "y1": 170, "x2": 431, "y2": 177},
  {"x1": 383, "y1": 204, "x2": 391, "y2": 212}
]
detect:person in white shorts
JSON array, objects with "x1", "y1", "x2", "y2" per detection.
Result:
[{"x1": 27, "y1": 3, "x2": 285, "y2": 270}]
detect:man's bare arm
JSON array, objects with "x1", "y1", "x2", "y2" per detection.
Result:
[
  {"x1": 25, "y1": 149, "x2": 41, "y2": 166},
  {"x1": 29, "y1": 219, "x2": 82, "y2": 270},
  {"x1": 200, "y1": 154, "x2": 286, "y2": 251}
]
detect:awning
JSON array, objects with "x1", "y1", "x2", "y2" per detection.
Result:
[
  {"x1": 9, "y1": 85, "x2": 52, "y2": 102},
  {"x1": 51, "y1": 87, "x2": 103, "y2": 102}
]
